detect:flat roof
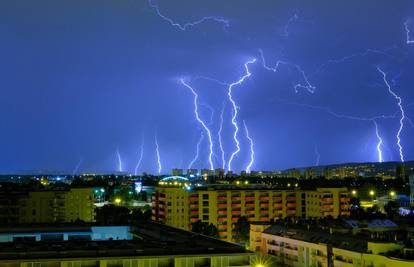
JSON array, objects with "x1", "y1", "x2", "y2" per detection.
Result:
[{"x1": 0, "y1": 222, "x2": 250, "y2": 261}]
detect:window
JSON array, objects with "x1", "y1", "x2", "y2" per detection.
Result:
[
  {"x1": 203, "y1": 215, "x2": 209, "y2": 220},
  {"x1": 202, "y1": 194, "x2": 209, "y2": 200}
]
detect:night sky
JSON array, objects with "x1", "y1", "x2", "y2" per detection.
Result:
[{"x1": 1, "y1": 0, "x2": 414, "y2": 174}]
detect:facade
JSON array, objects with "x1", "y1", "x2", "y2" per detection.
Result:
[
  {"x1": 152, "y1": 182, "x2": 350, "y2": 242},
  {"x1": 0, "y1": 188, "x2": 95, "y2": 224},
  {"x1": 0, "y1": 222, "x2": 254, "y2": 267},
  {"x1": 251, "y1": 222, "x2": 414, "y2": 267}
]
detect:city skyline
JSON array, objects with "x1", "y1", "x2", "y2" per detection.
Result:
[{"x1": 1, "y1": 1, "x2": 414, "y2": 174}]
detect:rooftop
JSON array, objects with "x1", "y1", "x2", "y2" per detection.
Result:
[
  {"x1": 0, "y1": 222, "x2": 250, "y2": 260},
  {"x1": 263, "y1": 224, "x2": 368, "y2": 253}
]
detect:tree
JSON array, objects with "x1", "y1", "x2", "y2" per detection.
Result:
[
  {"x1": 384, "y1": 200, "x2": 400, "y2": 218},
  {"x1": 233, "y1": 216, "x2": 249, "y2": 245},
  {"x1": 190, "y1": 220, "x2": 218, "y2": 238}
]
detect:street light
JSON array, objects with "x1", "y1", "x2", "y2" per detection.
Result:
[
  {"x1": 389, "y1": 191, "x2": 396, "y2": 197},
  {"x1": 351, "y1": 190, "x2": 357, "y2": 196},
  {"x1": 369, "y1": 190, "x2": 375, "y2": 196},
  {"x1": 114, "y1": 198, "x2": 122, "y2": 204}
]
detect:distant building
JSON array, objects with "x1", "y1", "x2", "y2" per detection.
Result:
[
  {"x1": 201, "y1": 169, "x2": 213, "y2": 176},
  {"x1": 186, "y1": 169, "x2": 198, "y2": 176},
  {"x1": 171, "y1": 168, "x2": 184, "y2": 176},
  {"x1": 214, "y1": 168, "x2": 225, "y2": 178},
  {"x1": 152, "y1": 181, "x2": 350, "y2": 242}
]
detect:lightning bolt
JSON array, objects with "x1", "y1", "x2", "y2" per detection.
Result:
[
  {"x1": 243, "y1": 120, "x2": 254, "y2": 173},
  {"x1": 180, "y1": 79, "x2": 215, "y2": 170},
  {"x1": 259, "y1": 49, "x2": 315, "y2": 93},
  {"x1": 154, "y1": 134, "x2": 162, "y2": 174},
  {"x1": 116, "y1": 147, "x2": 123, "y2": 172},
  {"x1": 377, "y1": 67, "x2": 405, "y2": 162},
  {"x1": 134, "y1": 134, "x2": 145, "y2": 176},
  {"x1": 227, "y1": 58, "x2": 256, "y2": 172},
  {"x1": 314, "y1": 144, "x2": 320, "y2": 166},
  {"x1": 218, "y1": 101, "x2": 226, "y2": 170},
  {"x1": 284, "y1": 13, "x2": 299, "y2": 37},
  {"x1": 188, "y1": 131, "x2": 204, "y2": 169},
  {"x1": 269, "y1": 97, "x2": 398, "y2": 163},
  {"x1": 373, "y1": 120, "x2": 383, "y2": 163},
  {"x1": 148, "y1": 0, "x2": 229, "y2": 31},
  {"x1": 404, "y1": 19, "x2": 414, "y2": 44},
  {"x1": 72, "y1": 158, "x2": 83, "y2": 175}
]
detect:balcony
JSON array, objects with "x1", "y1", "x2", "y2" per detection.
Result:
[
  {"x1": 321, "y1": 197, "x2": 333, "y2": 203},
  {"x1": 246, "y1": 209, "x2": 255, "y2": 215},
  {"x1": 321, "y1": 204, "x2": 334, "y2": 210},
  {"x1": 284, "y1": 246, "x2": 299, "y2": 256},
  {"x1": 245, "y1": 196, "x2": 255, "y2": 202},
  {"x1": 259, "y1": 196, "x2": 270, "y2": 201},
  {"x1": 231, "y1": 203, "x2": 242, "y2": 208},
  {"x1": 340, "y1": 197, "x2": 350, "y2": 203},
  {"x1": 218, "y1": 210, "x2": 227, "y2": 215},
  {"x1": 231, "y1": 210, "x2": 241, "y2": 216},
  {"x1": 273, "y1": 203, "x2": 283, "y2": 209},
  {"x1": 246, "y1": 202, "x2": 255, "y2": 208},
  {"x1": 190, "y1": 210, "x2": 198, "y2": 215},
  {"x1": 218, "y1": 231, "x2": 227, "y2": 238},
  {"x1": 340, "y1": 204, "x2": 349, "y2": 210},
  {"x1": 286, "y1": 196, "x2": 296, "y2": 201},
  {"x1": 218, "y1": 217, "x2": 227, "y2": 222},
  {"x1": 323, "y1": 211, "x2": 334, "y2": 217},
  {"x1": 273, "y1": 196, "x2": 283, "y2": 202},
  {"x1": 190, "y1": 217, "x2": 199, "y2": 223},
  {"x1": 333, "y1": 260, "x2": 353, "y2": 267},
  {"x1": 259, "y1": 217, "x2": 269, "y2": 222},
  {"x1": 217, "y1": 196, "x2": 227, "y2": 201},
  {"x1": 190, "y1": 204, "x2": 198, "y2": 209},
  {"x1": 217, "y1": 203, "x2": 227, "y2": 209},
  {"x1": 286, "y1": 202, "x2": 296, "y2": 208},
  {"x1": 218, "y1": 224, "x2": 227, "y2": 230},
  {"x1": 287, "y1": 210, "x2": 296, "y2": 216},
  {"x1": 231, "y1": 217, "x2": 240, "y2": 222},
  {"x1": 190, "y1": 196, "x2": 199, "y2": 201},
  {"x1": 260, "y1": 203, "x2": 269, "y2": 208},
  {"x1": 231, "y1": 197, "x2": 241, "y2": 201}
]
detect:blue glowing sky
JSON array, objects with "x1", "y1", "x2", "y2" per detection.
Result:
[{"x1": 0, "y1": 0, "x2": 414, "y2": 174}]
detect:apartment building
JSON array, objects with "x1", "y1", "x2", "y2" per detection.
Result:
[
  {"x1": 251, "y1": 222, "x2": 414, "y2": 267},
  {"x1": 0, "y1": 188, "x2": 95, "y2": 224},
  {"x1": 152, "y1": 177, "x2": 350, "y2": 242}
]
